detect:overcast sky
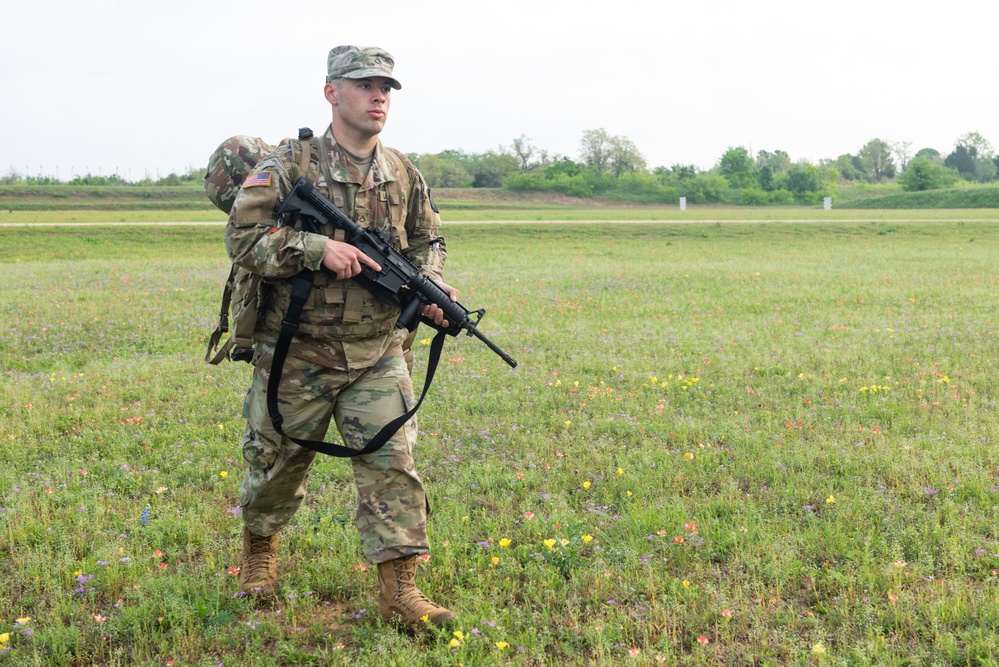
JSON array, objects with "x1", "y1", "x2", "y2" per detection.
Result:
[{"x1": 3, "y1": 0, "x2": 997, "y2": 180}]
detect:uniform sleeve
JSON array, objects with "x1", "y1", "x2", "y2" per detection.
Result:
[
  {"x1": 402, "y1": 167, "x2": 448, "y2": 282},
  {"x1": 224, "y1": 145, "x2": 328, "y2": 280}
]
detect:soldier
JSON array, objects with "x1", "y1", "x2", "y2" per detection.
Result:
[{"x1": 224, "y1": 45, "x2": 456, "y2": 628}]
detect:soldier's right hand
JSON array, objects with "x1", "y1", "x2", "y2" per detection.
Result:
[{"x1": 322, "y1": 239, "x2": 382, "y2": 278}]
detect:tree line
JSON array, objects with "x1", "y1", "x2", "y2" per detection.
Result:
[
  {"x1": 408, "y1": 130, "x2": 999, "y2": 205},
  {"x1": 4, "y1": 131, "x2": 995, "y2": 205}
]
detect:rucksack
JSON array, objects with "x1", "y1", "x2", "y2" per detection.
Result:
[{"x1": 203, "y1": 132, "x2": 308, "y2": 364}]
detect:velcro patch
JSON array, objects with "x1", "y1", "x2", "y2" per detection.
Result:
[{"x1": 242, "y1": 172, "x2": 272, "y2": 188}]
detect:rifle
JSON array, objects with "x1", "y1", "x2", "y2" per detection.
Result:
[{"x1": 277, "y1": 177, "x2": 517, "y2": 368}]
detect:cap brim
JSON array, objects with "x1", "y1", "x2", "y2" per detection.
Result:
[{"x1": 341, "y1": 69, "x2": 402, "y2": 90}]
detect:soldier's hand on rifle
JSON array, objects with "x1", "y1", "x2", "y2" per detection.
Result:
[
  {"x1": 322, "y1": 239, "x2": 382, "y2": 278},
  {"x1": 421, "y1": 280, "x2": 459, "y2": 329}
]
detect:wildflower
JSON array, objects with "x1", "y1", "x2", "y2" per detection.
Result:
[
  {"x1": 492, "y1": 556, "x2": 500, "y2": 566},
  {"x1": 0, "y1": 632, "x2": 8, "y2": 646},
  {"x1": 219, "y1": 471, "x2": 228, "y2": 478},
  {"x1": 892, "y1": 560, "x2": 907, "y2": 568},
  {"x1": 684, "y1": 522, "x2": 697, "y2": 533},
  {"x1": 564, "y1": 420, "x2": 571, "y2": 427},
  {"x1": 560, "y1": 539, "x2": 569, "y2": 546},
  {"x1": 582, "y1": 535, "x2": 593, "y2": 544},
  {"x1": 453, "y1": 630, "x2": 464, "y2": 641},
  {"x1": 140, "y1": 507, "x2": 151, "y2": 525},
  {"x1": 617, "y1": 468, "x2": 624, "y2": 476},
  {"x1": 673, "y1": 536, "x2": 685, "y2": 544},
  {"x1": 626, "y1": 491, "x2": 633, "y2": 497},
  {"x1": 543, "y1": 539, "x2": 556, "y2": 550},
  {"x1": 418, "y1": 554, "x2": 430, "y2": 563},
  {"x1": 499, "y1": 538, "x2": 511, "y2": 548},
  {"x1": 155, "y1": 487, "x2": 167, "y2": 494},
  {"x1": 825, "y1": 495, "x2": 835, "y2": 504},
  {"x1": 523, "y1": 511, "x2": 535, "y2": 520},
  {"x1": 684, "y1": 452, "x2": 694, "y2": 460},
  {"x1": 158, "y1": 563, "x2": 168, "y2": 569},
  {"x1": 15, "y1": 617, "x2": 29, "y2": 625},
  {"x1": 812, "y1": 643, "x2": 826, "y2": 654},
  {"x1": 94, "y1": 615, "x2": 107, "y2": 623},
  {"x1": 721, "y1": 609, "x2": 732, "y2": 618},
  {"x1": 420, "y1": 338, "x2": 431, "y2": 346},
  {"x1": 226, "y1": 566, "x2": 241, "y2": 576},
  {"x1": 697, "y1": 636, "x2": 708, "y2": 644},
  {"x1": 682, "y1": 580, "x2": 690, "y2": 587},
  {"x1": 354, "y1": 563, "x2": 368, "y2": 572},
  {"x1": 583, "y1": 481, "x2": 591, "y2": 489},
  {"x1": 629, "y1": 647, "x2": 641, "y2": 656},
  {"x1": 421, "y1": 614, "x2": 430, "y2": 623},
  {"x1": 495, "y1": 642, "x2": 509, "y2": 650}
]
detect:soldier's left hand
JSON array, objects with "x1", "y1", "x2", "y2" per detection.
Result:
[{"x1": 422, "y1": 281, "x2": 459, "y2": 329}]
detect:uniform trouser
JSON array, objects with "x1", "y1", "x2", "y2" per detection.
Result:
[{"x1": 238, "y1": 339, "x2": 429, "y2": 563}]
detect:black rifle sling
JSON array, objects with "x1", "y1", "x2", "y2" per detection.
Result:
[{"x1": 265, "y1": 269, "x2": 447, "y2": 458}]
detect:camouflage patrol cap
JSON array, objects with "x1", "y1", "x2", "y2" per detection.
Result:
[
  {"x1": 204, "y1": 135, "x2": 275, "y2": 214},
  {"x1": 326, "y1": 45, "x2": 401, "y2": 90}
]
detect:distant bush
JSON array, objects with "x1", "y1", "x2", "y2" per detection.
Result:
[{"x1": 897, "y1": 158, "x2": 960, "y2": 191}]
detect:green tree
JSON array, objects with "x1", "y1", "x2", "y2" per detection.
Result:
[
  {"x1": 756, "y1": 149, "x2": 791, "y2": 173},
  {"x1": 897, "y1": 157, "x2": 959, "y2": 191},
  {"x1": 609, "y1": 136, "x2": 646, "y2": 177},
  {"x1": 579, "y1": 128, "x2": 614, "y2": 173},
  {"x1": 467, "y1": 152, "x2": 519, "y2": 188},
  {"x1": 946, "y1": 132, "x2": 997, "y2": 182},
  {"x1": 914, "y1": 147, "x2": 941, "y2": 162},
  {"x1": 415, "y1": 154, "x2": 470, "y2": 188},
  {"x1": 858, "y1": 139, "x2": 895, "y2": 183},
  {"x1": 718, "y1": 147, "x2": 756, "y2": 188}
]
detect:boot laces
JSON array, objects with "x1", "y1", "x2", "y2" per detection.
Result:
[
  {"x1": 390, "y1": 558, "x2": 444, "y2": 611},
  {"x1": 245, "y1": 534, "x2": 275, "y2": 579}
]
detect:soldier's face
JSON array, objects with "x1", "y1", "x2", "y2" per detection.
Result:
[{"x1": 326, "y1": 77, "x2": 392, "y2": 140}]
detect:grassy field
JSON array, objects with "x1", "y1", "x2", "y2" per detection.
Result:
[{"x1": 2, "y1": 219, "x2": 999, "y2": 665}]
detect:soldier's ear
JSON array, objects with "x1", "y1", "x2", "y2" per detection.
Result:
[{"x1": 324, "y1": 83, "x2": 338, "y2": 106}]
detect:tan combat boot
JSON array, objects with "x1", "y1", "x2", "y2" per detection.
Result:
[
  {"x1": 377, "y1": 555, "x2": 456, "y2": 628},
  {"x1": 239, "y1": 527, "x2": 278, "y2": 597}
]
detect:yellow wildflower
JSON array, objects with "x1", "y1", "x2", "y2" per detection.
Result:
[
  {"x1": 582, "y1": 535, "x2": 593, "y2": 544},
  {"x1": 496, "y1": 641, "x2": 509, "y2": 650},
  {"x1": 543, "y1": 539, "x2": 556, "y2": 550},
  {"x1": 499, "y1": 538, "x2": 511, "y2": 548}
]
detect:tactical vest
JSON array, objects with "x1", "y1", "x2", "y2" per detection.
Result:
[
  {"x1": 269, "y1": 133, "x2": 414, "y2": 341},
  {"x1": 204, "y1": 129, "x2": 419, "y2": 363}
]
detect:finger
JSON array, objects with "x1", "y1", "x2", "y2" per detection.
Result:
[{"x1": 358, "y1": 253, "x2": 382, "y2": 273}]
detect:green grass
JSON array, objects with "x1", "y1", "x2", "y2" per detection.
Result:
[
  {"x1": 845, "y1": 186, "x2": 999, "y2": 209},
  {"x1": 2, "y1": 220, "x2": 999, "y2": 665}
]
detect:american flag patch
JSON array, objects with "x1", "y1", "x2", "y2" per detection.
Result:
[{"x1": 242, "y1": 172, "x2": 272, "y2": 188}]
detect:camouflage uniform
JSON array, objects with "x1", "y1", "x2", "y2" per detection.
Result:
[{"x1": 226, "y1": 123, "x2": 447, "y2": 563}]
